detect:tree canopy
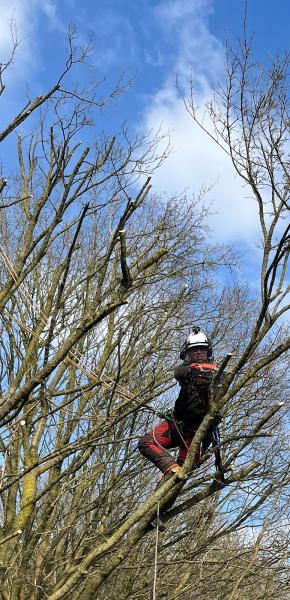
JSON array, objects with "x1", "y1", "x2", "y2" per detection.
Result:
[{"x1": 0, "y1": 29, "x2": 289, "y2": 600}]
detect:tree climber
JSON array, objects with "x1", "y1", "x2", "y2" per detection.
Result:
[{"x1": 138, "y1": 327, "x2": 222, "y2": 529}]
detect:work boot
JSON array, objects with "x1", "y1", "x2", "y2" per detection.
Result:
[{"x1": 162, "y1": 463, "x2": 182, "y2": 478}]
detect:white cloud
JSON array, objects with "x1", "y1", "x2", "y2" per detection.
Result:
[
  {"x1": 0, "y1": 0, "x2": 59, "y2": 76},
  {"x1": 0, "y1": 1, "x2": 35, "y2": 63},
  {"x1": 143, "y1": 97, "x2": 259, "y2": 243},
  {"x1": 141, "y1": 0, "x2": 260, "y2": 243}
]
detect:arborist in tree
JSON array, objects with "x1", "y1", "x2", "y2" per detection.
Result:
[{"x1": 138, "y1": 327, "x2": 223, "y2": 529}]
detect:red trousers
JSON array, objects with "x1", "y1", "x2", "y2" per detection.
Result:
[{"x1": 138, "y1": 420, "x2": 201, "y2": 474}]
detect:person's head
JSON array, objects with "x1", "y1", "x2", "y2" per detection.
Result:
[{"x1": 180, "y1": 327, "x2": 213, "y2": 363}]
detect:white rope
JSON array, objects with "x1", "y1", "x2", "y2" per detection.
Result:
[
  {"x1": 152, "y1": 414, "x2": 172, "y2": 455},
  {"x1": 171, "y1": 415, "x2": 189, "y2": 450},
  {"x1": 152, "y1": 501, "x2": 160, "y2": 600}
]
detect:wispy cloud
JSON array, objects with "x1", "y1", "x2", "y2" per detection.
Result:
[
  {"x1": 74, "y1": 6, "x2": 138, "y2": 72},
  {"x1": 141, "y1": 0, "x2": 260, "y2": 243},
  {"x1": 0, "y1": 0, "x2": 61, "y2": 77},
  {"x1": 0, "y1": 1, "x2": 35, "y2": 63}
]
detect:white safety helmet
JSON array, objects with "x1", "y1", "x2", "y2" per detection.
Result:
[{"x1": 180, "y1": 326, "x2": 213, "y2": 360}]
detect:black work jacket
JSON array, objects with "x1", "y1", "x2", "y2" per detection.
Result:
[{"x1": 173, "y1": 363, "x2": 212, "y2": 428}]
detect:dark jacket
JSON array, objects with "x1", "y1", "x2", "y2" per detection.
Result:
[{"x1": 173, "y1": 363, "x2": 214, "y2": 428}]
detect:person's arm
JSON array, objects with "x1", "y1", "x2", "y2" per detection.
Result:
[{"x1": 174, "y1": 364, "x2": 191, "y2": 383}]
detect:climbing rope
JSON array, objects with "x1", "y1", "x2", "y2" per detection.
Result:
[
  {"x1": 152, "y1": 501, "x2": 160, "y2": 600},
  {"x1": 172, "y1": 414, "x2": 190, "y2": 451},
  {"x1": 150, "y1": 408, "x2": 190, "y2": 453}
]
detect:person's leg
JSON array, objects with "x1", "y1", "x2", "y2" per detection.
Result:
[
  {"x1": 139, "y1": 421, "x2": 185, "y2": 531},
  {"x1": 150, "y1": 428, "x2": 199, "y2": 528},
  {"x1": 138, "y1": 420, "x2": 180, "y2": 474},
  {"x1": 152, "y1": 428, "x2": 213, "y2": 530}
]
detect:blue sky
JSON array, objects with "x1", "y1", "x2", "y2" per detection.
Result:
[{"x1": 1, "y1": 0, "x2": 289, "y2": 286}]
